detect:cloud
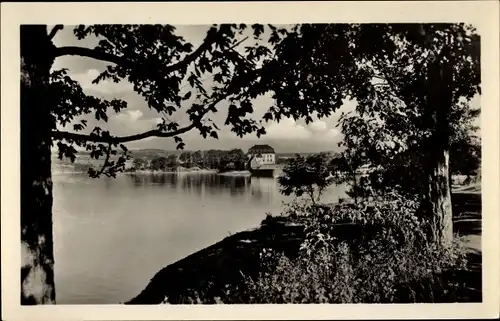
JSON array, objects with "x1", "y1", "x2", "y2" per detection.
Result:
[
  {"x1": 265, "y1": 118, "x2": 311, "y2": 140},
  {"x1": 69, "y1": 68, "x2": 133, "y2": 94},
  {"x1": 114, "y1": 110, "x2": 144, "y2": 123},
  {"x1": 111, "y1": 110, "x2": 161, "y2": 135},
  {"x1": 325, "y1": 128, "x2": 341, "y2": 139},
  {"x1": 127, "y1": 110, "x2": 143, "y2": 122},
  {"x1": 309, "y1": 120, "x2": 328, "y2": 132}
]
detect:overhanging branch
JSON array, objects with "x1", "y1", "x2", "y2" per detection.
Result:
[
  {"x1": 54, "y1": 46, "x2": 127, "y2": 66},
  {"x1": 53, "y1": 27, "x2": 218, "y2": 74},
  {"x1": 51, "y1": 95, "x2": 226, "y2": 144},
  {"x1": 51, "y1": 123, "x2": 196, "y2": 144}
]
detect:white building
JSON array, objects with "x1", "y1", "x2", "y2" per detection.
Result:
[{"x1": 248, "y1": 144, "x2": 276, "y2": 166}]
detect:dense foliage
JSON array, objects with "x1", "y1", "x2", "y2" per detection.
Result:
[
  {"x1": 238, "y1": 193, "x2": 470, "y2": 303},
  {"x1": 265, "y1": 24, "x2": 480, "y2": 244},
  {"x1": 130, "y1": 148, "x2": 248, "y2": 171},
  {"x1": 324, "y1": 24, "x2": 481, "y2": 199},
  {"x1": 278, "y1": 153, "x2": 336, "y2": 203}
]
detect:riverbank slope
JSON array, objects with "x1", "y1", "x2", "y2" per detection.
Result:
[{"x1": 126, "y1": 216, "x2": 305, "y2": 304}]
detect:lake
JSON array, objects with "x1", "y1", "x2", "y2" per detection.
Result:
[{"x1": 52, "y1": 171, "x2": 347, "y2": 304}]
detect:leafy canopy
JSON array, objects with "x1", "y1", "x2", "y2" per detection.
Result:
[
  {"x1": 258, "y1": 24, "x2": 480, "y2": 197},
  {"x1": 50, "y1": 24, "x2": 288, "y2": 177}
]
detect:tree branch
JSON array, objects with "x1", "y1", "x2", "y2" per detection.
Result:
[
  {"x1": 48, "y1": 25, "x2": 64, "y2": 40},
  {"x1": 230, "y1": 36, "x2": 249, "y2": 51},
  {"x1": 54, "y1": 46, "x2": 127, "y2": 66},
  {"x1": 52, "y1": 122, "x2": 196, "y2": 144},
  {"x1": 53, "y1": 27, "x2": 218, "y2": 74},
  {"x1": 226, "y1": 36, "x2": 254, "y2": 69},
  {"x1": 91, "y1": 143, "x2": 112, "y2": 178},
  {"x1": 52, "y1": 94, "x2": 226, "y2": 144}
]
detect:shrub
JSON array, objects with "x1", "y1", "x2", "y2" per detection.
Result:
[
  {"x1": 239, "y1": 192, "x2": 470, "y2": 303},
  {"x1": 278, "y1": 153, "x2": 335, "y2": 203}
]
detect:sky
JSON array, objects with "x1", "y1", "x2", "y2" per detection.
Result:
[{"x1": 50, "y1": 25, "x2": 480, "y2": 154}]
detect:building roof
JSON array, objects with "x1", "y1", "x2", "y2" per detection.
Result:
[{"x1": 248, "y1": 144, "x2": 275, "y2": 154}]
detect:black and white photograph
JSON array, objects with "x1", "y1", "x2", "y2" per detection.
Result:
[{"x1": 2, "y1": 1, "x2": 499, "y2": 320}]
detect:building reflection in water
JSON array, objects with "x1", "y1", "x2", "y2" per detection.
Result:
[{"x1": 249, "y1": 177, "x2": 277, "y2": 202}]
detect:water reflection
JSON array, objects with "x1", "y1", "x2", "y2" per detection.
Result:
[
  {"x1": 129, "y1": 172, "x2": 177, "y2": 187},
  {"x1": 127, "y1": 173, "x2": 254, "y2": 198},
  {"x1": 104, "y1": 177, "x2": 114, "y2": 189},
  {"x1": 249, "y1": 177, "x2": 278, "y2": 202}
]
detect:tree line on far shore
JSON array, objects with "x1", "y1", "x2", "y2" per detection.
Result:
[{"x1": 132, "y1": 149, "x2": 249, "y2": 172}]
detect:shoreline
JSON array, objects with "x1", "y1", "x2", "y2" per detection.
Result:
[
  {"x1": 124, "y1": 169, "x2": 219, "y2": 175},
  {"x1": 52, "y1": 169, "x2": 220, "y2": 175},
  {"x1": 53, "y1": 168, "x2": 257, "y2": 176},
  {"x1": 126, "y1": 191, "x2": 482, "y2": 304},
  {"x1": 126, "y1": 215, "x2": 305, "y2": 304},
  {"x1": 216, "y1": 170, "x2": 251, "y2": 177}
]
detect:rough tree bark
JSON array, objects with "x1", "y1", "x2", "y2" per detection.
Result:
[
  {"x1": 21, "y1": 25, "x2": 57, "y2": 304},
  {"x1": 422, "y1": 56, "x2": 454, "y2": 245}
]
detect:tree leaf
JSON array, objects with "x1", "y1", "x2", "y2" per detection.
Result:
[{"x1": 183, "y1": 91, "x2": 192, "y2": 100}]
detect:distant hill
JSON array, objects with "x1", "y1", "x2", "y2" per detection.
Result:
[
  {"x1": 129, "y1": 148, "x2": 180, "y2": 158},
  {"x1": 275, "y1": 152, "x2": 337, "y2": 158}
]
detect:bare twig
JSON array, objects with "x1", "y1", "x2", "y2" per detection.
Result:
[
  {"x1": 92, "y1": 143, "x2": 112, "y2": 178},
  {"x1": 48, "y1": 25, "x2": 64, "y2": 40}
]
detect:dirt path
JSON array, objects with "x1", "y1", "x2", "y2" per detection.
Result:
[
  {"x1": 452, "y1": 191, "x2": 481, "y2": 250},
  {"x1": 451, "y1": 191, "x2": 482, "y2": 301}
]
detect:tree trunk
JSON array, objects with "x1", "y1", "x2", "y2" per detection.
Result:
[
  {"x1": 422, "y1": 56, "x2": 454, "y2": 245},
  {"x1": 423, "y1": 148, "x2": 454, "y2": 244},
  {"x1": 20, "y1": 25, "x2": 57, "y2": 304}
]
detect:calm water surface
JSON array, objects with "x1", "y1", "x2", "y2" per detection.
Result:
[{"x1": 52, "y1": 171, "x2": 347, "y2": 304}]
